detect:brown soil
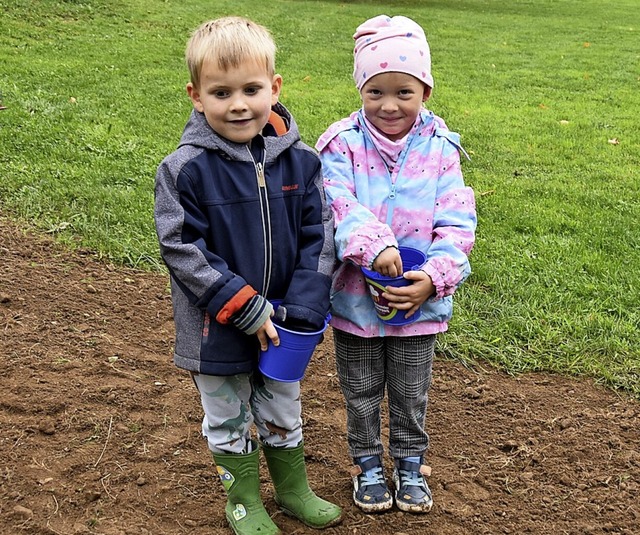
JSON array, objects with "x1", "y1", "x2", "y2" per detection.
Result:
[{"x1": 1, "y1": 213, "x2": 639, "y2": 535}]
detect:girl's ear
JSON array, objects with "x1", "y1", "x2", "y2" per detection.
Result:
[
  {"x1": 423, "y1": 85, "x2": 433, "y2": 102},
  {"x1": 186, "y1": 82, "x2": 204, "y2": 113}
]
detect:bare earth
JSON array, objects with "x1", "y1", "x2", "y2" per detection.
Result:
[{"x1": 1, "y1": 214, "x2": 638, "y2": 535}]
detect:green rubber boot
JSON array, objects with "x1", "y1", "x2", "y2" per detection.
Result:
[
  {"x1": 262, "y1": 442, "x2": 343, "y2": 529},
  {"x1": 213, "y1": 442, "x2": 281, "y2": 535}
]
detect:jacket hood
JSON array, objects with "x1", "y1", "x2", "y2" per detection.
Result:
[{"x1": 178, "y1": 102, "x2": 302, "y2": 163}]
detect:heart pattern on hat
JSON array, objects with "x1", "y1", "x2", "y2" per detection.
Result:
[{"x1": 353, "y1": 14, "x2": 433, "y2": 90}]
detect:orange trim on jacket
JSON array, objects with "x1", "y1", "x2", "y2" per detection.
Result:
[
  {"x1": 216, "y1": 285, "x2": 257, "y2": 324},
  {"x1": 268, "y1": 110, "x2": 288, "y2": 136}
]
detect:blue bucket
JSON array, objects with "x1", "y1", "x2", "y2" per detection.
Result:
[
  {"x1": 361, "y1": 246, "x2": 427, "y2": 326},
  {"x1": 259, "y1": 302, "x2": 330, "y2": 382}
]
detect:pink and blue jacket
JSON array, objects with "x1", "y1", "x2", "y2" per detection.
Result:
[{"x1": 316, "y1": 109, "x2": 476, "y2": 337}]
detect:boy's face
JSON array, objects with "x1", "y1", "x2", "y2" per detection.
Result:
[
  {"x1": 187, "y1": 58, "x2": 282, "y2": 144},
  {"x1": 360, "y1": 72, "x2": 432, "y2": 141}
]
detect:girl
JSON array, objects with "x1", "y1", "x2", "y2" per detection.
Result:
[{"x1": 316, "y1": 15, "x2": 476, "y2": 514}]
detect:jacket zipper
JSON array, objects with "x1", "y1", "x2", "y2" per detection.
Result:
[
  {"x1": 256, "y1": 161, "x2": 266, "y2": 188},
  {"x1": 363, "y1": 130, "x2": 400, "y2": 226},
  {"x1": 247, "y1": 147, "x2": 271, "y2": 295}
]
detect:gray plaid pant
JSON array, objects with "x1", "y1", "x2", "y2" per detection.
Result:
[{"x1": 334, "y1": 329, "x2": 435, "y2": 461}]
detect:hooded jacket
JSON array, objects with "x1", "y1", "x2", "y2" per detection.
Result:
[
  {"x1": 155, "y1": 104, "x2": 334, "y2": 375},
  {"x1": 316, "y1": 109, "x2": 476, "y2": 338}
]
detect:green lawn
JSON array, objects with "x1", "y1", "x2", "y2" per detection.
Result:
[{"x1": 1, "y1": 0, "x2": 639, "y2": 395}]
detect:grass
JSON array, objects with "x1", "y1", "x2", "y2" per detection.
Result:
[{"x1": 1, "y1": 0, "x2": 639, "y2": 395}]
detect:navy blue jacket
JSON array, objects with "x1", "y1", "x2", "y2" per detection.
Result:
[{"x1": 154, "y1": 105, "x2": 334, "y2": 375}]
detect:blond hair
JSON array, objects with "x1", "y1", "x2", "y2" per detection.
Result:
[{"x1": 185, "y1": 17, "x2": 277, "y2": 87}]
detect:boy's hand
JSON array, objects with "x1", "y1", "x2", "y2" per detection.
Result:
[
  {"x1": 383, "y1": 270, "x2": 435, "y2": 318},
  {"x1": 256, "y1": 317, "x2": 280, "y2": 351},
  {"x1": 372, "y1": 247, "x2": 403, "y2": 277}
]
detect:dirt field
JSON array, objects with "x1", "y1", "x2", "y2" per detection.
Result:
[{"x1": 1, "y1": 213, "x2": 638, "y2": 535}]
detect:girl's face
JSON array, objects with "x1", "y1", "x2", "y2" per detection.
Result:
[{"x1": 360, "y1": 72, "x2": 431, "y2": 141}]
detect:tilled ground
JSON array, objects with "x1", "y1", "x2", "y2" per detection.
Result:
[{"x1": 1, "y1": 214, "x2": 638, "y2": 535}]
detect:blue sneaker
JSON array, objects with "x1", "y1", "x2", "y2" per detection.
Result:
[
  {"x1": 392, "y1": 459, "x2": 433, "y2": 513},
  {"x1": 350, "y1": 456, "x2": 393, "y2": 513}
]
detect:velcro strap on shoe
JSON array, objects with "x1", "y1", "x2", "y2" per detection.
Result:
[
  {"x1": 349, "y1": 465, "x2": 363, "y2": 478},
  {"x1": 357, "y1": 456, "x2": 383, "y2": 473},
  {"x1": 398, "y1": 459, "x2": 421, "y2": 473}
]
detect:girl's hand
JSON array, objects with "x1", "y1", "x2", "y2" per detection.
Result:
[
  {"x1": 256, "y1": 317, "x2": 280, "y2": 351},
  {"x1": 372, "y1": 247, "x2": 403, "y2": 277},
  {"x1": 383, "y1": 270, "x2": 435, "y2": 318}
]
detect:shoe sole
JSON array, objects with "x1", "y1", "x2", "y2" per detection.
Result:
[
  {"x1": 353, "y1": 493, "x2": 393, "y2": 513},
  {"x1": 394, "y1": 497, "x2": 433, "y2": 513}
]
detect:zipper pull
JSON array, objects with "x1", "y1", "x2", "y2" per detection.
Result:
[
  {"x1": 256, "y1": 162, "x2": 266, "y2": 187},
  {"x1": 388, "y1": 183, "x2": 397, "y2": 199}
]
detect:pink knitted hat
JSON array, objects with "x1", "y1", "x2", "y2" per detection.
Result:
[{"x1": 353, "y1": 15, "x2": 433, "y2": 91}]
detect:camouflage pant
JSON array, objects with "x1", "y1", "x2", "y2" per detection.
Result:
[{"x1": 192, "y1": 372, "x2": 303, "y2": 454}]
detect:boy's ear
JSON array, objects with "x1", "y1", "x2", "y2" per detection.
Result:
[
  {"x1": 422, "y1": 85, "x2": 433, "y2": 102},
  {"x1": 186, "y1": 82, "x2": 204, "y2": 113},
  {"x1": 271, "y1": 74, "x2": 283, "y2": 106}
]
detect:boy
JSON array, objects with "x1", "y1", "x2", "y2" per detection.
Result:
[{"x1": 154, "y1": 17, "x2": 342, "y2": 535}]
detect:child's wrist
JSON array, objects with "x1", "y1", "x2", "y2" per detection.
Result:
[{"x1": 231, "y1": 295, "x2": 273, "y2": 335}]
